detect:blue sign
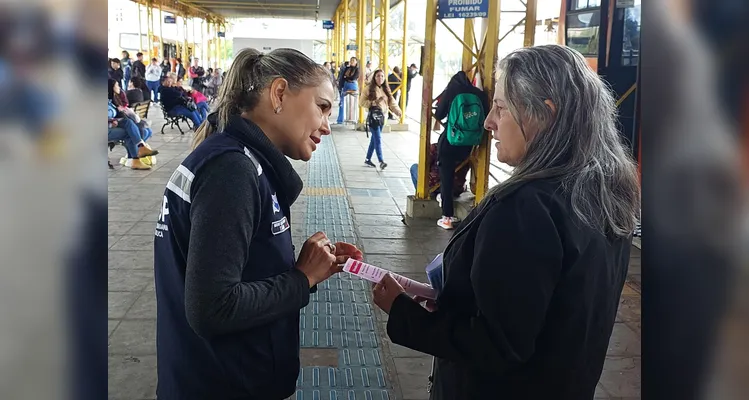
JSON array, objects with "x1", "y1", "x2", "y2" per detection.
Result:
[
  {"x1": 438, "y1": 0, "x2": 489, "y2": 19},
  {"x1": 164, "y1": 15, "x2": 176, "y2": 24},
  {"x1": 322, "y1": 20, "x2": 335, "y2": 30},
  {"x1": 346, "y1": 44, "x2": 358, "y2": 51},
  {"x1": 218, "y1": 31, "x2": 226, "y2": 38}
]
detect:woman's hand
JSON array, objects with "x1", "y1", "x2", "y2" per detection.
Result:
[
  {"x1": 372, "y1": 274, "x2": 405, "y2": 314},
  {"x1": 295, "y1": 232, "x2": 338, "y2": 288},
  {"x1": 332, "y1": 242, "x2": 363, "y2": 265}
]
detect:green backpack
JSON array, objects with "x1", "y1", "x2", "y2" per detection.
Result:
[{"x1": 446, "y1": 92, "x2": 485, "y2": 146}]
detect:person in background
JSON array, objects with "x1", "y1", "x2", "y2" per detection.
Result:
[
  {"x1": 185, "y1": 86, "x2": 210, "y2": 121},
  {"x1": 336, "y1": 57, "x2": 359, "y2": 124},
  {"x1": 108, "y1": 99, "x2": 158, "y2": 170},
  {"x1": 146, "y1": 58, "x2": 163, "y2": 103},
  {"x1": 387, "y1": 67, "x2": 402, "y2": 120},
  {"x1": 131, "y1": 76, "x2": 151, "y2": 103},
  {"x1": 132, "y1": 52, "x2": 146, "y2": 79},
  {"x1": 432, "y1": 70, "x2": 490, "y2": 230},
  {"x1": 154, "y1": 47, "x2": 362, "y2": 400},
  {"x1": 406, "y1": 63, "x2": 418, "y2": 106},
  {"x1": 189, "y1": 57, "x2": 206, "y2": 91},
  {"x1": 126, "y1": 80, "x2": 144, "y2": 104},
  {"x1": 176, "y1": 57, "x2": 187, "y2": 81},
  {"x1": 372, "y1": 45, "x2": 641, "y2": 399},
  {"x1": 203, "y1": 68, "x2": 223, "y2": 98},
  {"x1": 360, "y1": 69, "x2": 401, "y2": 170},
  {"x1": 121, "y1": 51, "x2": 132, "y2": 91},
  {"x1": 159, "y1": 73, "x2": 204, "y2": 128},
  {"x1": 330, "y1": 61, "x2": 337, "y2": 79},
  {"x1": 364, "y1": 60, "x2": 373, "y2": 82},
  {"x1": 108, "y1": 58, "x2": 123, "y2": 83},
  {"x1": 109, "y1": 79, "x2": 130, "y2": 110},
  {"x1": 161, "y1": 58, "x2": 171, "y2": 80}
]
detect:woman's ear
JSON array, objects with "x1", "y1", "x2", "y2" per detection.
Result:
[
  {"x1": 270, "y1": 78, "x2": 289, "y2": 110},
  {"x1": 544, "y1": 99, "x2": 557, "y2": 115}
]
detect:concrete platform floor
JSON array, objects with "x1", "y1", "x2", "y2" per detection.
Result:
[{"x1": 108, "y1": 108, "x2": 641, "y2": 399}]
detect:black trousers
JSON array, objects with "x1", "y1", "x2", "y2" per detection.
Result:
[{"x1": 437, "y1": 144, "x2": 472, "y2": 218}]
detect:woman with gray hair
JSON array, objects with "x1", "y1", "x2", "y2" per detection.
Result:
[{"x1": 372, "y1": 45, "x2": 640, "y2": 399}]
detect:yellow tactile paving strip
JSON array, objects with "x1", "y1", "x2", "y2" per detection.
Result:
[{"x1": 302, "y1": 187, "x2": 347, "y2": 196}]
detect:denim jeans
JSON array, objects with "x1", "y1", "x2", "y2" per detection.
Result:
[
  {"x1": 146, "y1": 80, "x2": 160, "y2": 102},
  {"x1": 196, "y1": 101, "x2": 209, "y2": 121},
  {"x1": 366, "y1": 124, "x2": 384, "y2": 162},
  {"x1": 169, "y1": 105, "x2": 203, "y2": 128},
  {"x1": 108, "y1": 118, "x2": 142, "y2": 158},
  {"x1": 337, "y1": 81, "x2": 358, "y2": 124},
  {"x1": 410, "y1": 163, "x2": 419, "y2": 189}
]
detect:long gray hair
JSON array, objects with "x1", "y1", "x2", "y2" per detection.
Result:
[
  {"x1": 486, "y1": 45, "x2": 640, "y2": 237},
  {"x1": 192, "y1": 48, "x2": 334, "y2": 149}
]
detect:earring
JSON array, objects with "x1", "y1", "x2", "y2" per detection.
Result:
[{"x1": 274, "y1": 106, "x2": 282, "y2": 114}]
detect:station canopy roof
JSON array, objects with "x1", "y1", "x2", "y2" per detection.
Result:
[{"x1": 186, "y1": 0, "x2": 340, "y2": 20}]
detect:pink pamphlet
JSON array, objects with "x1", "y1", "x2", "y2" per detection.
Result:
[{"x1": 343, "y1": 259, "x2": 437, "y2": 299}]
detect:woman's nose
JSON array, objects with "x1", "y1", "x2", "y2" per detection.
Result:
[
  {"x1": 320, "y1": 118, "x2": 332, "y2": 135},
  {"x1": 484, "y1": 116, "x2": 497, "y2": 132}
]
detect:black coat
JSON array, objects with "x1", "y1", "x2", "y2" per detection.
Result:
[{"x1": 386, "y1": 179, "x2": 631, "y2": 399}]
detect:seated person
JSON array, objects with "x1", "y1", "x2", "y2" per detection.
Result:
[
  {"x1": 130, "y1": 76, "x2": 151, "y2": 103},
  {"x1": 203, "y1": 68, "x2": 223, "y2": 98},
  {"x1": 126, "y1": 82, "x2": 144, "y2": 105},
  {"x1": 410, "y1": 143, "x2": 468, "y2": 198},
  {"x1": 158, "y1": 74, "x2": 204, "y2": 129},
  {"x1": 108, "y1": 100, "x2": 158, "y2": 170},
  {"x1": 185, "y1": 87, "x2": 210, "y2": 121},
  {"x1": 109, "y1": 79, "x2": 141, "y2": 124}
]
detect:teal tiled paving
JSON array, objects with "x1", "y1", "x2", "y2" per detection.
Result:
[{"x1": 294, "y1": 136, "x2": 393, "y2": 399}]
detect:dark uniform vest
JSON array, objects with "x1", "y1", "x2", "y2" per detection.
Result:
[{"x1": 153, "y1": 130, "x2": 298, "y2": 400}]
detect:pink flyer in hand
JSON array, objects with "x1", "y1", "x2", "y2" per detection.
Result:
[{"x1": 343, "y1": 259, "x2": 437, "y2": 299}]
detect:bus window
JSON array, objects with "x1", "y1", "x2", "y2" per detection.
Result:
[
  {"x1": 572, "y1": 0, "x2": 601, "y2": 11},
  {"x1": 621, "y1": 0, "x2": 641, "y2": 66},
  {"x1": 566, "y1": 10, "x2": 601, "y2": 57}
]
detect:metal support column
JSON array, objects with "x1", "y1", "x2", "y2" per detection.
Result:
[
  {"x1": 357, "y1": 0, "x2": 367, "y2": 123},
  {"x1": 158, "y1": 1, "x2": 164, "y2": 60},
  {"x1": 462, "y1": 19, "x2": 476, "y2": 75},
  {"x1": 369, "y1": 0, "x2": 375, "y2": 64},
  {"x1": 415, "y1": 0, "x2": 437, "y2": 200},
  {"x1": 138, "y1": 3, "x2": 143, "y2": 53},
  {"x1": 344, "y1": 0, "x2": 349, "y2": 60},
  {"x1": 398, "y1": 0, "x2": 408, "y2": 123},
  {"x1": 381, "y1": 0, "x2": 389, "y2": 70},
  {"x1": 192, "y1": 18, "x2": 197, "y2": 61},
  {"x1": 473, "y1": 0, "x2": 501, "y2": 203},
  {"x1": 146, "y1": 1, "x2": 153, "y2": 58},
  {"x1": 523, "y1": 0, "x2": 538, "y2": 47},
  {"x1": 183, "y1": 14, "x2": 188, "y2": 65}
]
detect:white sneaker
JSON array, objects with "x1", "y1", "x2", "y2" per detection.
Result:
[{"x1": 437, "y1": 216, "x2": 459, "y2": 230}]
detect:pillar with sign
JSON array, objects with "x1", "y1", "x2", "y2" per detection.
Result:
[{"x1": 407, "y1": 0, "x2": 497, "y2": 221}]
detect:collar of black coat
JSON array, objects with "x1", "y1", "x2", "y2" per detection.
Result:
[{"x1": 208, "y1": 112, "x2": 304, "y2": 207}]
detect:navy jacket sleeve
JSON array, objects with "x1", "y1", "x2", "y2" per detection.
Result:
[
  {"x1": 386, "y1": 188, "x2": 564, "y2": 373},
  {"x1": 185, "y1": 152, "x2": 311, "y2": 338}
]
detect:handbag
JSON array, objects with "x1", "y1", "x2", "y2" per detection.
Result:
[
  {"x1": 367, "y1": 106, "x2": 385, "y2": 129},
  {"x1": 184, "y1": 98, "x2": 198, "y2": 111}
]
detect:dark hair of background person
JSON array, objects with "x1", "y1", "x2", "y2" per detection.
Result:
[{"x1": 366, "y1": 69, "x2": 393, "y2": 103}]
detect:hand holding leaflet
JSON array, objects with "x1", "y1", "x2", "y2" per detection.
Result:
[{"x1": 343, "y1": 259, "x2": 437, "y2": 300}]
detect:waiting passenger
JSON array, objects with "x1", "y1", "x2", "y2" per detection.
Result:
[
  {"x1": 130, "y1": 76, "x2": 151, "y2": 103},
  {"x1": 185, "y1": 87, "x2": 210, "y2": 121},
  {"x1": 153, "y1": 47, "x2": 363, "y2": 400},
  {"x1": 372, "y1": 45, "x2": 641, "y2": 399},
  {"x1": 146, "y1": 58, "x2": 163, "y2": 103},
  {"x1": 336, "y1": 57, "x2": 359, "y2": 124},
  {"x1": 108, "y1": 79, "x2": 141, "y2": 124},
  {"x1": 126, "y1": 81, "x2": 144, "y2": 105},
  {"x1": 433, "y1": 70, "x2": 490, "y2": 230},
  {"x1": 158, "y1": 75, "x2": 204, "y2": 128},
  {"x1": 108, "y1": 99, "x2": 158, "y2": 170},
  {"x1": 360, "y1": 69, "x2": 402, "y2": 170}
]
